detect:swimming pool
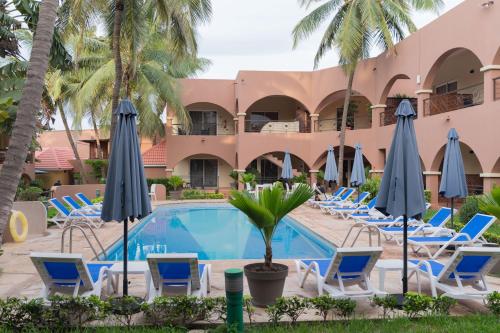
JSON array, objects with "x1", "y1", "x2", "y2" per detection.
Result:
[{"x1": 102, "y1": 203, "x2": 335, "y2": 261}]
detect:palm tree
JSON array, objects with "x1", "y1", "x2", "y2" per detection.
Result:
[
  {"x1": 293, "y1": 0, "x2": 442, "y2": 186},
  {"x1": 480, "y1": 187, "x2": 500, "y2": 221},
  {"x1": 0, "y1": 0, "x2": 59, "y2": 241},
  {"x1": 108, "y1": 0, "x2": 212, "y2": 142}
]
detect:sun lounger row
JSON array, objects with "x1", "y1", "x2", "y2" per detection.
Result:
[{"x1": 48, "y1": 193, "x2": 103, "y2": 229}]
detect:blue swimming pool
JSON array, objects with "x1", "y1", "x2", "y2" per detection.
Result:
[{"x1": 102, "y1": 204, "x2": 335, "y2": 261}]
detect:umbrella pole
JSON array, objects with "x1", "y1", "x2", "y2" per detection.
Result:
[
  {"x1": 123, "y1": 217, "x2": 128, "y2": 296},
  {"x1": 450, "y1": 198, "x2": 454, "y2": 229},
  {"x1": 403, "y1": 214, "x2": 408, "y2": 295}
]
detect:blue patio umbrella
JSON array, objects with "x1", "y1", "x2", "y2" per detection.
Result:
[
  {"x1": 281, "y1": 151, "x2": 293, "y2": 180},
  {"x1": 439, "y1": 128, "x2": 468, "y2": 228},
  {"x1": 375, "y1": 99, "x2": 426, "y2": 295},
  {"x1": 350, "y1": 144, "x2": 366, "y2": 198},
  {"x1": 324, "y1": 145, "x2": 339, "y2": 185},
  {"x1": 101, "y1": 99, "x2": 152, "y2": 295}
]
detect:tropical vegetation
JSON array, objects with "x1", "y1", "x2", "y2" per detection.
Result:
[{"x1": 293, "y1": 0, "x2": 443, "y2": 186}]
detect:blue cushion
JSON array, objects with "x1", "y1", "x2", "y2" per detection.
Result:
[
  {"x1": 157, "y1": 263, "x2": 205, "y2": 285},
  {"x1": 44, "y1": 262, "x2": 112, "y2": 285},
  {"x1": 381, "y1": 226, "x2": 418, "y2": 232}
]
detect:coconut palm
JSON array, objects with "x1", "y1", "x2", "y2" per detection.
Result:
[
  {"x1": 293, "y1": 0, "x2": 442, "y2": 186},
  {"x1": 0, "y1": 0, "x2": 59, "y2": 242},
  {"x1": 229, "y1": 183, "x2": 314, "y2": 269},
  {"x1": 108, "y1": 0, "x2": 212, "y2": 142},
  {"x1": 480, "y1": 187, "x2": 500, "y2": 221}
]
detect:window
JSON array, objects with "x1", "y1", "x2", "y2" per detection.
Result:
[
  {"x1": 435, "y1": 81, "x2": 458, "y2": 95},
  {"x1": 189, "y1": 111, "x2": 217, "y2": 135},
  {"x1": 190, "y1": 159, "x2": 218, "y2": 188}
]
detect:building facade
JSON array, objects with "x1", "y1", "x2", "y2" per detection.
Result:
[{"x1": 164, "y1": 0, "x2": 500, "y2": 205}]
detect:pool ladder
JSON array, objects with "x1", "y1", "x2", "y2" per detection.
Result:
[
  {"x1": 341, "y1": 222, "x2": 381, "y2": 247},
  {"x1": 61, "y1": 224, "x2": 107, "y2": 260}
]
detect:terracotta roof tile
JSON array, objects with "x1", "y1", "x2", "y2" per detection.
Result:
[
  {"x1": 142, "y1": 141, "x2": 166, "y2": 166},
  {"x1": 35, "y1": 147, "x2": 75, "y2": 170}
]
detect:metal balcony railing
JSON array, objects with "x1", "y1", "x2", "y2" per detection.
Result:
[
  {"x1": 379, "y1": 98, "x2": 418, "y2": 126},
  {"x1": 423, "y1": 83, "x2": 484, "y2": 116},
  {"x1": 494, "y1": 77, "x2": 500, "y2": 101},
  {"x1": 245, "y1": 120, "x2": 311, "y2": 133},
  {"x1": 171, "y1": 124, "x2": 235, "y2": 136},
  {"x1": 315, "y1": 115, "x2": 372, "y2": 132}
]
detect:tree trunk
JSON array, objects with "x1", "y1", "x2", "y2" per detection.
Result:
[
  {"x1": 58, "y1": 101, "x2": 89, "y2": 184},
  {"x1": 337, "y1": 69, "x2": 355, "y2": 187},
  {"x1": 264, "y1": 244, "x2": 272, "y2": 269},
  {"x1": 90, "y1": 109, "x2": 103, "y2": 159},
  {"x1": 110, "y1": 0, "x2": 124, "y2": 145},
  {"x1": 0, "y1": 0, "x2": 59, "y2": 243}
]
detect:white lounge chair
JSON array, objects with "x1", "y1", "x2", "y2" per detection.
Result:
[
  {"x1": 308, "y1": 187, "x2": 347, "y2": 207},
  {"x1": 317, "y1": 188, "x2": 356, "y2": 212},
  {"x1": 295, "y1": 247, "x2": 384, "y2": 299},
  {"x1": 409, "y1": 247, "x2": 500, "y2": 300},
  {"x1": 245, "y1": 182, "x2": 256, "y2": 197},
  {"x1": 63, "y1": 195, "x2": 101, "y2": 214},
  {"x1": 324, "y1": 192, "x2": 371, "y2": 215},
  {"x1": 48, "y1": 198, "x2": 103, "y2": 229},
  {"x1": 330, "y1": 196, "x2": 378, "y2": 220},
  {"x1": 75, "y1": 192, "x2": 103, "y2": 211},
  {"x1": 30, "y1": 252, "x2": 112, "y2": 299},
  {"x1": 147, "y1": 253, "x2": 211, "y2": 302},
  {"x1": 408, "y1": 213, "x2": 496, "y2": 259},
  {"x1": 149, "y1": 184, "x2": 157, "y2": 201},
  {"x1": 381, "y1": 207, "x2": 453, "y2": 241}
]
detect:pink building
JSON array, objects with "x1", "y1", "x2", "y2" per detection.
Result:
[{"x1": 165, "y1": 0, "x2": 500, "y2": 206}]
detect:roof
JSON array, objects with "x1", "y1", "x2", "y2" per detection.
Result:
[
  {"x1": 35, "y1": 147, "x2": 75, "y2": 171},
  {"x1": 142, "y1": 141, "x2": 166, "y2": 167}
]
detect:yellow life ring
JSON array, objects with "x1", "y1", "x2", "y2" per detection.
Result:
[{"x1": 9, "y1": 210, "x2": 28, "y2": 242}]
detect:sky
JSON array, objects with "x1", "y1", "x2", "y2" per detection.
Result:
[{"x1": 55, "y1": 0, "x2": 465, "y2": 130}]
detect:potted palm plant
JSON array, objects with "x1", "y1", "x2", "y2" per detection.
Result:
[
  {"x1": 168, "y1": 176, "x2": 184, "y2": 200},
  {"x1": 229, "y1": 183, "x2": 313, "y2": 306}
]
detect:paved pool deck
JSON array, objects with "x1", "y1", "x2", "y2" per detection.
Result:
[{"x1": 0, "y1": 200, "x2": 497, "y2": 320}]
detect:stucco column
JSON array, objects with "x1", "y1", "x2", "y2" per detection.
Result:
[
  {"x1": 416, "y1": 90, "x2": 433, "y2": 118},
  {"x1": 165, "y1": 168, "x2": 173, "y2": 177},
  {"x1": 233, "y1": 117, "x2": 239, "y2": 135},
  {"x1": 309, "y1": 169, "x2": 319, "y2": 186},
  {"x1": 237, "y1": 113, "x2": 246, "y2": 135},
  {"x1": 310, "y1": 114, "x2": 319, "y2": 132},
  {"x1": 480, "y1": 65, "x2": 500, "y2": 102},
  {"x1": 370, "y1": 104, "x2": 386, "y2": 128},
  {"x1": 166, "y1": 116, "x2": 174, "y2": 136},
  {"x1": 481, "y1": 173, "x2": 500, "y2": 194},
  {"x1": 424, "y1": 171, "x2": 440, "y2": 207}
]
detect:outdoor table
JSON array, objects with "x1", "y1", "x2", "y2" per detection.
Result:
[
  {"x1": 107, "y1": 261, "x2": 151, "y2": 298},
  {"x1": 375, "y1": 259, "x2": 418, "y2": 291}
]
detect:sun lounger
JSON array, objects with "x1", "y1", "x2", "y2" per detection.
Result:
[
  {"x1": 30, "y1": 252, "x2": 112, "y2": 299},
  {"x1": 147, "y1": 253, "x2": 211, "y2": 301},
  {"x1": 49, "y1": 198, "x2": 104, "y2": 229},
  {"x1": 308, "y1": 187, "x2": 346, "y2": 207},
  {"x1": 76, "y1": 192, "x2": 103, "y2": 210},
  {"x1": 295, "y1": 247, "x2": 384, "y2": 299},
  {"x1": 63, "y1": 195, "x2": 101, "y2": 214},
  {"x1": 324, "y1": 192, "x2": 371, "y2": 215},
  {"x1": 317, "y1": 188, "x2": 356, "y2": 211},
  {"x1": 330, "y1": 196, "x2": 377, "y2": 219},
  {"x1": 409, "y1": 247, "x2": 500, "y2": 299}
]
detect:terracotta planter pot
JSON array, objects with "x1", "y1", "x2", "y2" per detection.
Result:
[
  {"x1": 244, "y1": 263, "x2": 288, "y2": 307},
  {"x1": 169, "y1": 190, "x2": 182, "y2": 200}
]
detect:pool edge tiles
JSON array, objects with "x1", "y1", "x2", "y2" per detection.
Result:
[{"x1": 99, "y1": 203, "x2": 336, "y2": 261}]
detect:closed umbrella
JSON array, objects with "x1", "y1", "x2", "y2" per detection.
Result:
[
  {"x1": 350, "y1": 144, "x2": 366, "y2": 198},
  {"x1": 375, "y1": 99, "x2": 426, "y2": 295},
  {"x1": 281, "y1": 151, "x2": 293, "y2": 181},
  {"x1": 101, "y1": 99, "x2": 152, "y2": 296},
  {"x1": 324, "y1": 145, "x2": 339, "y2": 189},
  {"x1": 439, "y1": 128, "x2": 468, "y2": 228}
]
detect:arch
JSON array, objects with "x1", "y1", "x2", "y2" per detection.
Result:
[
  {"x1": 242, "y1": 150, "x2": 311, "y2": 171},
  {"x1": 314, "y1": 90, "x2": 373, "y2": 115},
  {"x1": 430, "y1": 141, "x2": 484, "y2": 173},
  {"x1": 244, "y1": 95, "x2": 309, "y2": 114},
  {"x1": 493, "y1": 46, "x2": 500, "y2": 65},
  {"x1": 244, "y1": 151, "x2": 311, "y2": 183},
  {"x1": 312, "y1": 145, "x2": 374, "y2": 171},
  {"x1": 170, "y1": 152, "x2": 235, "y2": 170},
  {"x1": 378, "y1": 74, "x2": 411, "y2": 105},
  {"x1": 185, "y1": 102, "x2": 232, "y2": 116},
  {"x1": 183, "y1": 102, "x2": 236, "y2": 135},
  {"x1": 491, "y1": 156, "x2": 500, "y2": 173},
  {"x1": 423, "y1": 47, "x2": 484, "y2": 90}
]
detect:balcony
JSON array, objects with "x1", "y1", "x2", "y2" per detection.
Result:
[
  {"x1": 316, "y1": 115, "x2": 371, "y2": 132},
  {"x1": 171, "y1": 124, "x2": 235, "y2": 136},
  {"x1": 245, "y1": 120, "x2": 311, "y2": 133},
  {"x1": 380, "y1": 98, "x2": 418, "y2": 126},
  {"x1": 423, "y1": 83, "x2": 484, "y2": 116},
  {"x1": 495, "y1": 77, "x2": 500, "y2": 101}
]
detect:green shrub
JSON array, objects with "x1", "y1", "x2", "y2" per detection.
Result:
[
  {"x1": 332, "y1": 298, "x2": 356, "y2": 320},
  {"x1": 282, "y1": 296, "x2": 309, "y2": 324},
  {"x1": 92, "y1": 196, "x2": 104, "y2": 204},
  {"x1": 316, "y1": 170, "x2": 325, "y2": 183},
  {"x1": 423, "y1": 209, "x2": 438, "y2": 223},
  {"x1": 403, "y1": 292, "x2": 432, "y2": 318},
  {"x1": 292, "y1": 172, "x2": 308, "y2": 185},
  {"x1": 243, "y1": 295, "x2": 256, "y2": 324},
  {"x1": 181, "y1": 189, "x2": 224, "y2": 200},
  {"x1": 265, "y1": 298, "x2": 287, "y2": 324},
  {"x1": 371, "y1": 295, "x2": 398, "y2": 319},
  {"x1": 229, "y1": 170, "x2": 239, "y2": 181},
  {"x1": 16, "y1": 186, "x2": 43, "y2": 201},
  {"x1": 45, "y1": 295, "x2": 107, "y2": 329},
  {"x1": 458, "y1": 195, "x2": 483, "y2": 225},
  {"x1": 29, "y1": 179, "x2": 45, "y2": 189},
  {"x1": 147, "y1": 178, "x2": 170, "y2": 190},
  {"x1": 359, "y1": 176, "x2": 381, "y2": 199},
  {"x1": 109, "y1": 296, "x2": 143, "y2": 328},
  {"x1": 169, "y1": 176, "x2": 184, "y2": 191},
  {"x1": 85, "y1": 159, "x2": 108, "y2": 179},
  {"x1": 310, "y1": 295, "x2": 336, "y2": 321},
  {"x1": 240, "y1": 172, "x2": 256, "y2": 186},
  {"x1": 424, "y1": 190, "x2": 432, "y2": 204},
  {"x1": 430, "y1": 295, "x2": 456, "y2": 316},
  {"x1": 0, "y1": 297, "x2": 44, "y2": 330},
  {"x1": 486, "y1": 291, "x2": 500, "y2": 316}
]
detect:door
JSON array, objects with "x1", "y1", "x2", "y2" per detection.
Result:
[
  {"x1": 190, "y1": 159, "x2": 218, "y2": 188},
  {"x1": 189, "y1": 111, "x2": 217, "y2": 135}
]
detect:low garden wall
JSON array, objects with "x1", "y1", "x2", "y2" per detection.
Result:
[
  {"x1": 51, "y1": 184, "x2": 106, "y2": 201},
  {"x1": 3, "y1": 201, "x2": 47, "y2": 243}
]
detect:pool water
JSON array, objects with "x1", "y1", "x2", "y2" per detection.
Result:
[{"x1": 103, "y1": 204, "x2": 335, "y2": 261}]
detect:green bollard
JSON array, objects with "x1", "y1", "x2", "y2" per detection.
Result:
[{"x1": 225, "y1": 268, "x2": 244, "y2": 332}]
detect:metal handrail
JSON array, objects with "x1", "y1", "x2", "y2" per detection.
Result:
[
  {"x1": 61, "y1": 224, "x2": 107, "y2": 260},
  {"x1": 341, "y1": 222, "x2": 381, "y2": 247},
  {"x1": 423, "y1": 82, "x2": 484, "y2": 116}
]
